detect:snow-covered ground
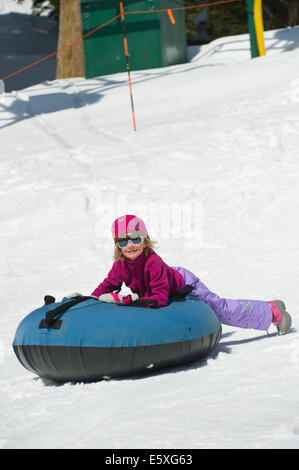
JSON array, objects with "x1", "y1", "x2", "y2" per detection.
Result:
[
  {"x1": 1, "y1": 7, "x2": 299, "y2": 448},
  {"x1": 0, "y1": 0, "x2": 32, "y2": 14}
]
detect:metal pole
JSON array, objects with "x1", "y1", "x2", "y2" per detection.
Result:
[
  {"x1": 254, "y1": 0, "x2": 266, "y2": 56},
  {"x1": 120, "y1": 1, "x2": 137, "y2": 131},
  {"x1": 246, "y1": 0, "x2": 259, "y2": 58}
]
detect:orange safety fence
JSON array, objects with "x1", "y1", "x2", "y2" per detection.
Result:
[
  {"x1": 0, "y1": 14, "x2": 121, "y2": 82},
  {"x1": 120, "y1": 1, "x2": 137, "y2": 131},
  {"x1": 0, "y1": 0, "x2": 240, "y2": 82},
  {"x1": 125, "y1": 0, "x2": 239, "y2": 14}
]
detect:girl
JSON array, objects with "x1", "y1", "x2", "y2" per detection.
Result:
[{"x1": 92, "y1": 214, "x2": 292, "y2": 335}]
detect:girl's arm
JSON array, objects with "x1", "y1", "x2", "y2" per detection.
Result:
[
  {"x1": 141, "y1": 259, "x2": 169, "y2": 308},
  {"x1": 91, "y1": 263, "x2": 123, "y2": 298}
]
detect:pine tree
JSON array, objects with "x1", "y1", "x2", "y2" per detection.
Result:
[
  {"x1": 16, "y1": 0, "x2": 59, "y2": 16},
  {"x1": 186, "y1": 0, "x2": 299, "y2": 44},
  {"x1": 205, "y1": 1, "x2": 248, "y2": 41},
  {"x1": 32, "y1": 0, "x2": 60, "y2": 17}
]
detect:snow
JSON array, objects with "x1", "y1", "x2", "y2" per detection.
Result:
[
  {"x1": 0, "y1": 0, "x2": 33, "y2": 15},
  {"x1": 1, "y1": 7, "x2": 299, "y2": 448}
]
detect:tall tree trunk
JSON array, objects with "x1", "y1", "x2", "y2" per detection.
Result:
[{"x1": 56, "y1": 0, "x2": 85, "y2": 79}]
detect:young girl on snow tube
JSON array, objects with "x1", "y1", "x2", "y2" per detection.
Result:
[{"x1": 92, "y1": 214, "x2": 292, "y2": 335}]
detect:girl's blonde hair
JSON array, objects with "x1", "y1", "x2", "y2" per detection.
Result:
[{"x1": 113, "y1": 237, "x2": 157, "y2": 261}]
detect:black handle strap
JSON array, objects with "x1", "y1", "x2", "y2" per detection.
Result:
[
  {"x1": 117, "y1": 285, "x2": 194, "y2": 308},
  {"x1": 39, "y1": 295, "x2": 94, "y2": 329},
  {"x1": 44, "y1": 295, "x2": 56, "y2": 305},
  {"x1": 39, "y1": 285, "x2": 194, "y2": 329},
  {"x1": 175, "y1": 284, "x2": 194, "y2": 302},
  {"x1": 117, "y1": 298, "x2": 159, "y2": 308}
]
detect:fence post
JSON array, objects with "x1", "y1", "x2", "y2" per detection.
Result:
[
  {"x1": 254, "y1": 0, "x2": 266, "y2": 56},
  {"x1": 119, "y1": 1, "x2": 137, "y2": 132},
  {"x1": 246, "y1": 0, "x2": 265, "y2": 58},
  {"x1": 246, "y1": 0, "x2": 258, "y2": 58}
]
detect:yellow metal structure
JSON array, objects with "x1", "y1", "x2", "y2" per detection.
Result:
[{"x1": 253, "y1": 0, "x2": 266, "y2": 56}]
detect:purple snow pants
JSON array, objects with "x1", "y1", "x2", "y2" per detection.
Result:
[{"x1": 172, "y1": 266, "x2": 272, "y2": 331}]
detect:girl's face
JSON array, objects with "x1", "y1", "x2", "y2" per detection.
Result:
[{"x1": 121, "y1": 239, "x2": 145, "y2": 261}]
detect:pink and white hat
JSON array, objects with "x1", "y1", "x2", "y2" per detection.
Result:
[{"x1": 111, "y1": 215, "x2": 148, "y2": 240}]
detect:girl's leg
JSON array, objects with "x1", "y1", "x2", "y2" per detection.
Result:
[{"x1": 173, "y1": 266, "x2": 272, "y2": 331}]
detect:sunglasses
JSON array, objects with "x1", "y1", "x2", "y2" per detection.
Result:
[{"x1": 117, "y1": 236, "x2": 144, "y2": 248}]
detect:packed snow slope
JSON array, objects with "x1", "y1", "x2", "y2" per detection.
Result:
[{"x1": 1, "y1": 24, "x2": 299, "y2": 449}]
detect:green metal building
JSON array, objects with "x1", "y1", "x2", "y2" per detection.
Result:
[{"x1": 80, "y1": 0, "x2": 187, "y2": 78}]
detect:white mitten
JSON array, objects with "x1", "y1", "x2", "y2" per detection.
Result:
[
  {"x1": 98, "y1": 293, "x2": 139, "y2": 304},
  {"x1": 66, "y1": 292, "x2": 83, "y2": 299}
]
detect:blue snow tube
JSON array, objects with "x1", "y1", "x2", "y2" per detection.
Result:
[{"x1": 12, "y1": 293, "x2": 221, "y2": 382}]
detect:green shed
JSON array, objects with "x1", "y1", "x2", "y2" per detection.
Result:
[{"x1": 80, "y1": 0, "x2": 187, "y2": 78}]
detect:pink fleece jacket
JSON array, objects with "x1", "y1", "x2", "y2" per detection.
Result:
[{"x1": 91, "y1": 251, "x2": 185, "y2": 307}]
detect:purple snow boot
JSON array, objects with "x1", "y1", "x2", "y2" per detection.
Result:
[{"x1": 271, "y1": 300, "x2": 292, "y2": 335}]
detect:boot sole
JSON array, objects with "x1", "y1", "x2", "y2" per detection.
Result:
[
  {"x1": 272, "y1": 300, "x2": 292, "y2": 335},
  {"x1": 277, "y1": 310, "x2": 292, "y2": 335}
]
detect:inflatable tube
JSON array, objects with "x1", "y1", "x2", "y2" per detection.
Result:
[{"x1": 13, "y1": 296, "x2": 221, "y2": 382}]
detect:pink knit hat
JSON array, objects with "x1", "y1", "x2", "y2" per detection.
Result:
[{"x1": 111, "y1": 215, "x2": 148, "y2": 240}]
